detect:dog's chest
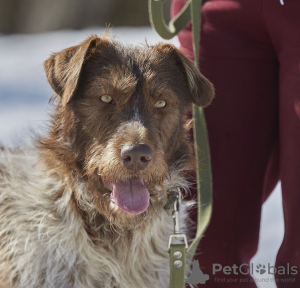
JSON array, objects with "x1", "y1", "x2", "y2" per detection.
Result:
[
  {"x1": 88, "y1": 213, "x2": 175, "y2": 287},
  {"x1": 0, "y1": 150, "x2": 190, "y2": 288}
]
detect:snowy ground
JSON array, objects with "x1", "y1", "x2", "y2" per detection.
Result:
[{"x1": 0, "y1": 27, "x2": 284, "y2": 287}]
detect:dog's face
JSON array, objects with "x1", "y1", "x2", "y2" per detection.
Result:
[{"x1": 43, "y1": 35, "x2": 214, "y2": 227}]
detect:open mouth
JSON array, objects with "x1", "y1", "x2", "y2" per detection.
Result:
[{"x1": 103, "y1": 176, "x2": 150, "y2": 215}]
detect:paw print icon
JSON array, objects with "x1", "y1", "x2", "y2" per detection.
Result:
[{"x1": 256, "y1": 264, "x2": 266, "y2": 275}]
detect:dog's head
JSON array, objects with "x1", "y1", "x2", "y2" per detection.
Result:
[{"x1": 43, "y1": 35, "x2": 214, "y2": 228}]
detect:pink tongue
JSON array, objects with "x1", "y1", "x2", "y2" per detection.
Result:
[{"x1": 112, "y1": 177, "x2": 150, "y2": 215}]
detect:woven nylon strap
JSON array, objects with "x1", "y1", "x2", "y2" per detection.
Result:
[
  {"x1": 170, "y1": 244, "x2": 186, "y2": 288},
  {"x1": 149, "y1": 1, "x2": 213, "y2": 287}
]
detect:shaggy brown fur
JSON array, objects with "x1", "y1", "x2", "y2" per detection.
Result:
[{"x1": 0, "y1": 35, "x2": 214, "y2": 288}]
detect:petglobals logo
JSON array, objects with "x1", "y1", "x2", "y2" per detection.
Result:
[
  {"x1": 186, "y1": 261, "x2": 298, "y2": 285},
  {"x1": 187, "y1": 260, "x2": 210, "y2": 285},
  {"x1": 212, "y1": 263, "x2": 298, "y2": 276}
]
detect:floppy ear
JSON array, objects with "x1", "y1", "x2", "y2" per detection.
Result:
[
  {"x1": 44, "y1": 35, "x2": 102, "y2": 106},
  {"x1": 154, "y1": 43, "x2": 214, "y2": 107}
]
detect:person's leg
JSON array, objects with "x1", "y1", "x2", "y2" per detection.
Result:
[
  {"x1": 172, "y1": 0, "x2": 279, "y2": 287},
  {"x1": 264, "y1": 1, "x2": 300, "y2": 286},
  {"x1": 276, "y1": 48, "x2": 300, "y2": 287}
]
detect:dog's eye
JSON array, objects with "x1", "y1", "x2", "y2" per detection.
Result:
[
  {"x1": 100, "y1": 95, "x2": 113, "y2": 104},
  {"x1": 154, "y1": 100, "x2": 166, "y2": 109}
]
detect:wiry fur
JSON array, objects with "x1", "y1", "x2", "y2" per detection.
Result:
[
  {"x1": 0, "y1": 149, "x2": 191, "y2": 288},
  {"x1": 0, "y1": 35, "x2": 214, "y2": 288}
]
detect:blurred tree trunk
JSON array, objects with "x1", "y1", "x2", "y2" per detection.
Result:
[
  {"x1": 0, "y1": 0, "x2": 19, "y2": 33},
  {"x1": 0, "y1": 0, "x2": 171, "y2": 34},
  {"x1": 10, "y1": 0, "x2": 114, "y2": 33}
]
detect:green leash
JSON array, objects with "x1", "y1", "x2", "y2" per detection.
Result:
[{"x1": 148, "y1": 1, "x2": 213, "y2": 287}]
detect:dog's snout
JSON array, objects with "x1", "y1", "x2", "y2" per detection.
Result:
[{"x1": 121, "y1": 144, "x2": 152, "y2": 171}]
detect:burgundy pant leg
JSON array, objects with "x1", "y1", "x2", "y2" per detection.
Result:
[
  {"x1": 172, "y1": 1, "x2": 280, "y2": 287},
  {"x1": 275, "y1": 48, "x2": 300, "y2": 287},
  {"x1": 197, "y1": 10, "x2": 279, "y2": 288},
  {"x1": 263, "y1": 1, "x2": 300, "y2": 286}
]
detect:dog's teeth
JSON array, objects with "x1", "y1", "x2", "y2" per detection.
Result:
[
  {"x1": 109, "y1": 201, "x2": 119, "y2": 211},
  {"x1": 109, "y1": 195, "x2": 118, "y2": 209}
]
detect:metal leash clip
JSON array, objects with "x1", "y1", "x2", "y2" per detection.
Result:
[{"x1": 168, "y1": 189, "x2": 188, "y2": 250}]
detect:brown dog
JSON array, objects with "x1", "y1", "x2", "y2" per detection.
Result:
[{"x1": 0, "y1": 35, "x2": 214, "y2": 288}]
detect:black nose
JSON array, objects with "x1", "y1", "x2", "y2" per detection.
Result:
[{"x1": 121, "y1": 144, "x2": 152, "y2": 171}]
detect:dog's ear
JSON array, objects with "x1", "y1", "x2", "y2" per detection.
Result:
[
  {"x1": 154, "y1": 43, "x2": 214, "y2": 107},
  {"x1": 44, "y1": 35, "x2": 102, "y2": 106}
]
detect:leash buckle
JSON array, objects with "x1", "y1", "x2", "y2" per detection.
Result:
[
  {"x1": 168, "y1": 189, "x2": 188, "y2": 250},
  {"x1": 168, "y1": 233, "x2": 188, "y2": 249}
]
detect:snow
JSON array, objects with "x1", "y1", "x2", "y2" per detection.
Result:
[
  {"x1": 251, "y1": 184, "x2": 284, "y2": 288},
  {"x1": 0, "y1": 27, "x2": 284, "y2": 287}
]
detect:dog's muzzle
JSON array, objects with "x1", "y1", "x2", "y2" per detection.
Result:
[{"x1": 102, "y1": 144, "x2": 153, "y2": 215}]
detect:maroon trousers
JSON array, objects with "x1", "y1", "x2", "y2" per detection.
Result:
[{"x1": 172, "y1": 0, "x2": 300, "y2": 287}]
